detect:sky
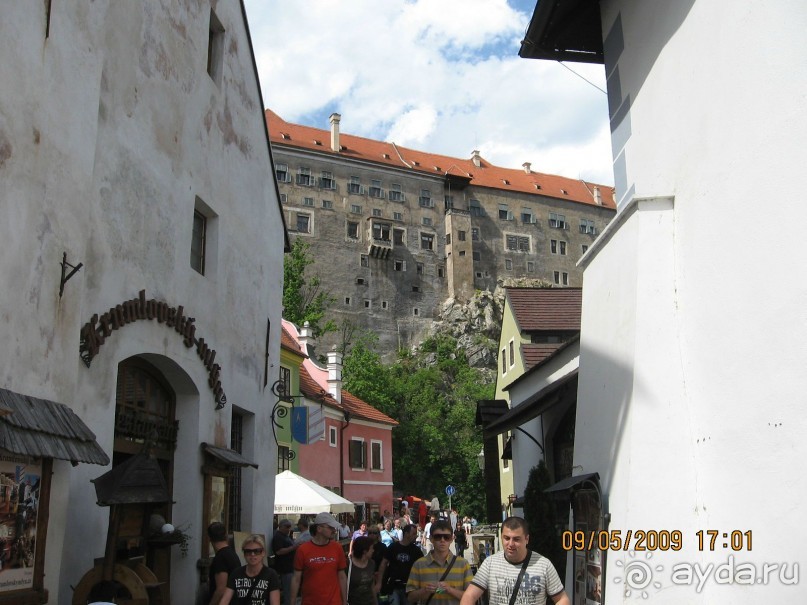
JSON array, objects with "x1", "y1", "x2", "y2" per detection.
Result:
[{"x1": 243, "y1": 0, "x2": 613, "y2": 186}]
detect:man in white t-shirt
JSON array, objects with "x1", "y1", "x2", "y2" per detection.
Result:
[{"x1": 459, "y1": 517, "x2": 570, "y2": 605}]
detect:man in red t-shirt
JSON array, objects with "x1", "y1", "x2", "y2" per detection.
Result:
[{"x1": 290, "y1": 512, "x2": 347, "y2": 605}]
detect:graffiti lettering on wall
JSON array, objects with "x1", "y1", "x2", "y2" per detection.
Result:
[
  {"x1": 0, "y1": 455, "x2": 40, "y2": 593},
  {"x1": 79, "y1": 289, "x2": 228, "y2": 409}
]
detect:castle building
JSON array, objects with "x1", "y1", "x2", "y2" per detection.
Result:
[{"x1": 266, "y1": 110, "x2": 616, "y2": 353}]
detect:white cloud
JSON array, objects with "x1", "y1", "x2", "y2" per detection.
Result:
[{"x1": 244, "y1": 0, "x2": 613, "y2": 185}]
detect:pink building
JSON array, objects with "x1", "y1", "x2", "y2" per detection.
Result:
[{"x1": 282, "y1": 320, "x2": 397, "y2": 521}]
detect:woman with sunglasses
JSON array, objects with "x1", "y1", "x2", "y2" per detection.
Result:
[{"x1": 221, "y1": 535, "x2": 281, "y2": 605}]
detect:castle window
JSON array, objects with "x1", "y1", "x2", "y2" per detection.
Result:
[
  {"x1": 419, "y1": 190, "x2": 433, "y2": 208},
  {"x1": 389, "y1": 184, "x2": 404, "y2": 202},
  {"x1": 347, "y1": 221, "x2": 360, "y2": 239},
  {"x1": 296, "y1": 167, "x2": 313, "y2": 187},
  {"x1": 420, "y1": 233, "x2": 434, "y2": 250},
  {"x1": 275, "y1": 163, "x2": 291, "y2": 183},
  {"x1": 207, "y1": 9, "x2": 225, "y2": 85}
]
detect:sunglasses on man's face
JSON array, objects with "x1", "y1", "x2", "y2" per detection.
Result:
[
  {"x1": 243, "y1": 548, "x2": 264, "y2": 555},
  {"x1": 431, "y1": 534, "x2": 452, "y2": 542}
]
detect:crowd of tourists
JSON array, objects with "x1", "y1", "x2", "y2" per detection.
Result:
[{"x1": 198, "y1": 505, "x2": 570, "y2": 605}]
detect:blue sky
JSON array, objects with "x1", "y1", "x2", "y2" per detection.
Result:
[{"x1": 244, "y1": 0, "x2": 613, "y2": 185}]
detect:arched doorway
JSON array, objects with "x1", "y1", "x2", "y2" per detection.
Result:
[{"x1": 113, "y1": 357, "x2": 178, "y2": 602}]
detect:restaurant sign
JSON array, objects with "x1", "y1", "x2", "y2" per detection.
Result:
[{"x1": 79, "y1": 289, "x2": 228, "y2": 409}]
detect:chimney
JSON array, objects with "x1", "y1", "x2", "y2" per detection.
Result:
[
  {"x1": 326, "y1": 346, "x2": 342, "y2": 403},
  {"x1": 330, "y1": 113, "x2": 341, "y2": 152},
  {"x1": 471, "y1": 150, "x2": 482, "y2": 168},
  {"x1": 593, "y1": 185, "x2": 602, "y2": 205},
  {"x1": 298, "y1": 321, "x2": 314, "y2": 354},
  {"x1": 522, "y1": 162, "x2": 532, "y2": 174}
]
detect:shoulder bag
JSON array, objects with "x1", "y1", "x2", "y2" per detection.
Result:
[{"x1": 508, "y1": 552, "x2": 532, "y2": 605}]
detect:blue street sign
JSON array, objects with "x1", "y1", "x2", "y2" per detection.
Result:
[{"x1": 445, "y1": 484, "x2": 456, "y2": 496}]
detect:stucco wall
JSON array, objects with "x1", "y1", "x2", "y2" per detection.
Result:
[
  {"x1": 0, "y1": 2, "x2": 284, "y2": 603},
  {"x1": 576, "y1": 0, "x2": 807, "y2": 601}
]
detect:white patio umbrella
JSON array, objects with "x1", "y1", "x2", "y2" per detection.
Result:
[{"x1": 274, "y1": 470, "x2": 355, "y2": 514}]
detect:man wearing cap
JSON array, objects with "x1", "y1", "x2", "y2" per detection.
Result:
[
  {"x1": 272, "y1": 519, "x2": 297, "y2": 605},
  {"x1": 290, "y1": 512, "x2": 347, "y2": 605}
]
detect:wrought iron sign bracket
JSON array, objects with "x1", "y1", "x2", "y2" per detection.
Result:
[{"x1": 59, "y1": 252, "x2": 83, "y2": 298}]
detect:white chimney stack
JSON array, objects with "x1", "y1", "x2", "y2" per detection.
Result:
[
  {"x1": 298, "y1": 321, "x2": 314, "y2": 353},
  {"x1": 327, "y1": 346, "x2": 343, "y2": 402},
  {"x1": 330, "y1": 113, "x2": 341, "y2": 152},
  {"x1": 471, "y1": 150, "x2": 482, "y2": 168},
  {"x1": 522, "y1": 162, "x2": 532, "y2": 174},
  {"x1": 593, "y1": 185, "x2": 602, "y2": 205}
]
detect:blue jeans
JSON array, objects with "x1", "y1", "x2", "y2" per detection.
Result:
[
  {"x1": 280, "y1": 572, "x2": 293, "y2": 605},
  {"x1": 388, "y1": 587, "x2": 407, "y2": 605}
]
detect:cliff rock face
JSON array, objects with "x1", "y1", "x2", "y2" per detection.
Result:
[{"x1": 420, "y1": 278, "x2": 552, "y2": 371}]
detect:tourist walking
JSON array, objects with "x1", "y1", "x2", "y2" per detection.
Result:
[
  {"x1": 207, "y1": 522, "x2": 241, "y2": 605},
  {"x1": 290, "y1": 512, "x2": 347, "y2": 605},
  {"x1": 459, "y1": 517, "x2": 569, "y2": 605},
  {"x1": 220, "y1": 535, "x2": 281, "y2": 605},
  {"x1": 407, "y1": 520, "x2": 472, "y2": 604},
  {"x1": 270, "y1": 519, "x2": 296, "y2": 605},
  {"x1": 346, "y1": 536, "x2": 377, "y2": 605},
  {"x1": 377, "y1": 524, "x2": 423, "y2": 605}
]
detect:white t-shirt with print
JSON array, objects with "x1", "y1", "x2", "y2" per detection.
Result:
[{"x1": 470, "y1": 550, "x2": 564, "y2": 605}]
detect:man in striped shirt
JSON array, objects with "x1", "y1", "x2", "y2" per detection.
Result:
[
  {"x1": 460, "y1": 517, "x2": 570, "y2": 605},
  {"x1": 406, "y1": 519, "x2": 472, "y2": 604}
]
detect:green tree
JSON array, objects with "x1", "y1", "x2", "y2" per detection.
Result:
[
  {"x1": 282, "y1": 239, "x2": 336, "y2": 336},
  {"x1": 523, "y1": 460, "x2": 565, "y2": 576},
  {"x1": 342, "y1": 332, "x2": 493, "y2": 522}
]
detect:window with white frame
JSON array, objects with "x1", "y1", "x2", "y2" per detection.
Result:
[
  {"x1": 420, "y1": 233, "x2": 434, "y2": 250},
  {"x1": 553, "y1": 271, "x2": 569, "y2": 286},
  {"x1": 470, "y1": 199, "x2": 483, "y2": 216},
  {"x1": 580, "y1": 219, "x2": 596, "y2": 234},
  {"x1": 419, "y1": 189, "x2": 433, "y2": 207},
  {"x1": 275, "y1": 163, "x2": 291, "y2": 183},
  {"x1": 303, "y1": 197, "x2": 314, "y2": 207},
  {"x1": 329, "y1": 426, "x2": 337, "y2": 447},
  {"x1": 422, "y1": 217, "x2": 433, "y2": 227},
  {"x1": 509, "y1": 339, "x2": 515, "y2": 367},
  {"x1": 389, "y1": 183, "x2": 404, "y2": 202},
  {"x1": 370, "y1": 440, "x2": 383, "y2": 471},
  {"x1": 322, "y1": 199, "x2": 333, "y2": 209},
  {"x1": 349, "y1": 438, "x2": 366, "y2": 469},
  {"x1": 521, "y1": 208, "x2": 535, "y2": 224},
  {"x1": 319, "y1": 171, "x2": 335, "y2": 190},
  {"x1": 369, "y1": 179, "x2": 384, "y2": 198},
  {"x1": 347, "y1": 221, "x2": 360, "y2": 239},
  {"x1": 505, "y1": 259, "x2": 513, "y2": 270},
  {"x1": 348, "y1": 176, "x2": 364, "y2": 195},
  {"x1": 394, "y1": 259, "x2": 406, "y2": 272},
  {"x1": 372, "y1": 221, "x2": 391, "y2": 241},
  {"x1": 393, "y1": 228, "x2": 405, "y2": 245},
  {"x1": 506, "y1": 235, "x2": 529, "y2": 252},
  {"x1": 560, "y1": 241, "x2": 567, "y2": 255},
  {"x1": 296, "y1": 167, "x2": 313, "y2": 186},
  {"x1": 296, "y1": 213, "x2": 310, "y2": 233},
  {"x1": 501, "y1": 349, "x2": 507, "y2": 375},
  {"x1": 393, "y1": 211, "x2": 403, "y2": 221},
  {"x1": 350, "y1": 204, "x2": 362, "y2": 214},
  {"x1": 498, "y1": 204, "x2": 512, "y2": 220},
  {"x1": 551, "y1": 239, "x2": 558, "y2": 254},
  {"x1": 549, "y1": 212, "x2": 567, "y2": 229},
  {"x1": 207, "y1": 8, "x2": 225, "y2": 85}
]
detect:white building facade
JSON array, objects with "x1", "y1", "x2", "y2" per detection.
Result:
[
  {"x1": 522, "y1": 1, "x2": 806, "y2": 603},
  {"x1": 0, "y1": 2, "x2": 286, "y2": 604}
]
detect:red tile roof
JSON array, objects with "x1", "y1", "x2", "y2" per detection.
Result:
[
  {"x1": 297, "y1": 365, "x2": 398, "y2": 426},
  {"x1": 281, "y1": 325, "x2": 307, "y2": 358},
  {"x1": 284, "y1": 320, "x2": 397, "y2": 426},
  {"x1": 522, "y1": 343, "x2": 564, "y2": 370},
  {"x1": 266, "y1": 110, "x2": 615, "y2": 210},
  {"x1": 507, "y1": 287, "x2": 582, "y2": 332}
]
